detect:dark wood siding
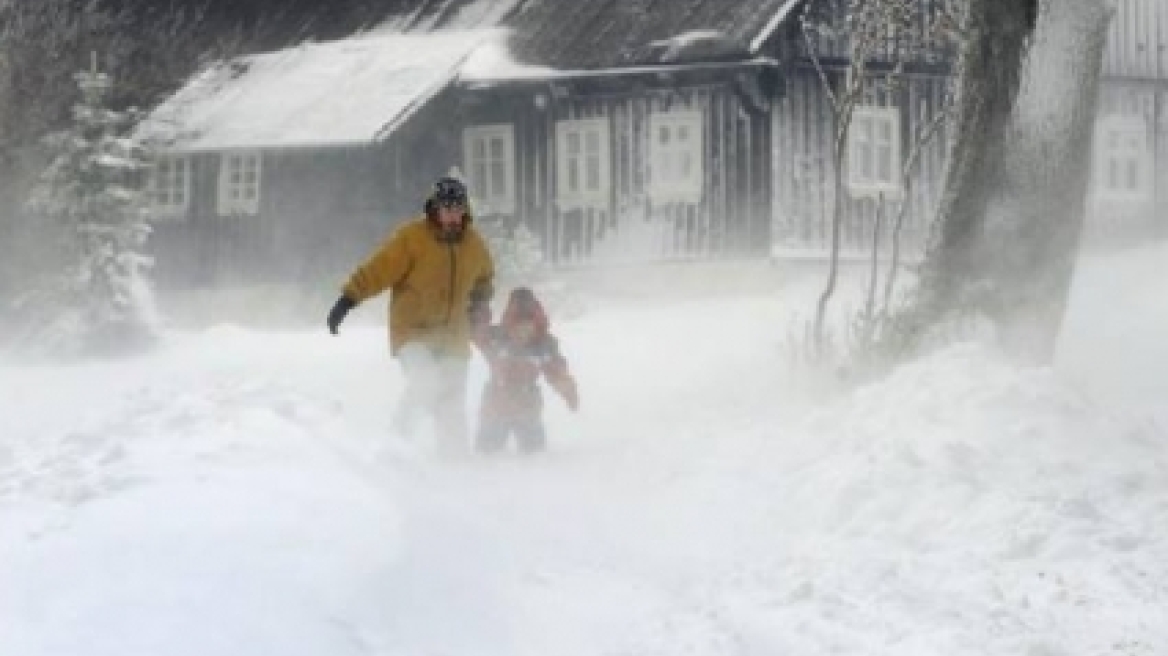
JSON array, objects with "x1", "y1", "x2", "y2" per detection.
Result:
[
  {"x1": 150, "y1": 147, "x2": 400, "y2": 289},
  {"x1": 771, "y1": 65, "x2": 950, "y2": 259},
  {"x1": 1089, "y1": 80, "x2": 1168, "y2": 243},
  {"x1": 149, "y1": 92, "x2": 464, "y2": 289},
  {"x1": 1104, "y1": 0, "x2": 1168, "y2": 79},
  {"x1": 459, "y1": 73, "x2": 773, "y2": 266},
  {"x1": 1092, "y1": 0, "x2": 1168, "y2": 242}
]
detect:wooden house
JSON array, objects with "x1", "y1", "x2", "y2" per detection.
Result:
[
  {"x1": 140, "y1": 0, "x2": 803, "y2": 286},
  {"x1": 135, "y1": 31, "x2": 496, "y2": 288},
  {"x1": 138, "y1": 0, "x2": 1165, "y2": 290}
]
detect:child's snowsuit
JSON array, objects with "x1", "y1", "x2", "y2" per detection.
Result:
[{"x1": 473, "y1": 288, "x2": 578, "y2": 453}]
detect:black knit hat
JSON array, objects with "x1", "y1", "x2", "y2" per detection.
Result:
[{"x1": 433, "y1": 176, "x2": 468, "y2": 207}]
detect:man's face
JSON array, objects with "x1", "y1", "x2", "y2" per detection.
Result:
[{"x1": 436, "y1": 203, "x2": 466, "y2": 233}]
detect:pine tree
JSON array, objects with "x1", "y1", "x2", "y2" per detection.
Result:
[{"x1": 24, "y1": 62, "x2": 158, "y2": 356}]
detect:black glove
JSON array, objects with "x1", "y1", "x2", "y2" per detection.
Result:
[{"x1": 327, "y1": 295, "x2": 357, "y2": 335}]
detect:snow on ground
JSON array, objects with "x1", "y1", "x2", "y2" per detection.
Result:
[
  {"x1": 1, "y1": 245, "x2": 1166, "y2": 656},
  {"x1": 1059, "y1": 241, "x2": 1168, "y2": 426}
]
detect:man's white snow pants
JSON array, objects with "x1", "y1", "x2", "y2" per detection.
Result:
[{"x1": 394, "y1": 342, "x2": 469, "y2": 457}]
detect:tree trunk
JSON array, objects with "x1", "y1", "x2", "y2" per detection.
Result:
[
  {"x1": 813, "y1": 120, "x2": 851, "y2": 350},
  {"x1": 901, "y1": 0, "x2": 1110, "y2": 364},
  {"x1": 982, "y1": 0, "x2": 1113, "y2": 362},
  {"x1": 915, "y1": 0, "x2": 1038, "y2": 318}
]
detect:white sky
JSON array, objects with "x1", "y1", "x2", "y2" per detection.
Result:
[{"x1": 0, "y1": 242, "x2": 1165, "y2": 655}]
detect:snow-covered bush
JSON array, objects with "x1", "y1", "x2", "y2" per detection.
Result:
[
  {"x1": 476, "y1": 216, "x2": 544, "y2": 285},
  {"x1": 475, "y1": 215, "x2": 586, "y2": 319}
]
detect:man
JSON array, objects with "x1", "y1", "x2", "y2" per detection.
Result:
[{"x1": 327, "y1": 176, "x2": 494, "y2": 456}]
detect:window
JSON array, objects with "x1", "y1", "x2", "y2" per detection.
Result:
[
  {"x1": 1094, "y1": 115, "x2": 1151, "y2": 200},
  {"x1": 148, "y1": 155, "x2": 190, "y2": 216},
  {"x1": 847, "y1": 106, "x2": 901, "y2": 197},
  {"x1": 217, "y1": 151, "x2": 261, "y2": 215},
  {"x1": 463, "y1": 124, "x2": 515, "y2": 214},
  {"x1": 556, "y1": 118, "x2": 610, "y2": 207},
  {"x1": 648, "y1": 110, "x2": 704, "y2": 203}
]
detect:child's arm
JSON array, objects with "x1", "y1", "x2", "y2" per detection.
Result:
[
  {"x1": 473, "y1": 324, "x2": 501, "y2": 365},
  {"x1": 540, "y1": 335, "x2": 578, "y2": 411}
]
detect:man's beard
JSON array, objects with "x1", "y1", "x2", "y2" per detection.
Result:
[{"x1": 438, "y1": 223, "x2": 463, "y2": 242}]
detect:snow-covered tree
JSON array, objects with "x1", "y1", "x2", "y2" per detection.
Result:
[
  {"x1": 976, "y1": 0, "x2": 1112, "y2": 361},
  {"x1": 892, "y1": 0, "x2": 1112, "y2": 364},
  {"x1": 22, "y1": 63, "x2": 158, "y2": 355},
  {"x1": 0, "y1": 0, "x2": 252, "y2": 306}
]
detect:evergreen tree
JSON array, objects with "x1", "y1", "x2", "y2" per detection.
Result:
[{"x1": 23, "y1": 63, "x2": 158, "y2": 355}]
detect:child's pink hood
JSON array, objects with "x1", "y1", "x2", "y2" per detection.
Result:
[{"x1": 501, "y1": 287, "x2": 550, "y2": 336}]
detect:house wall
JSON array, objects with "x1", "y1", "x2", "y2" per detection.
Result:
[
  {"x1": 458, "y1": 71, "x2": 773, "y2": 267},
  {"x1": 149, "y1": 152, "x2": 251, "y2": 290},
  {"x1": 150, "y1": 147, "x2": 399, "y2": 289},
  {"x1": 769, "y1": 65, "x2": 951, "y2": 259},
  {"x1": 1093, "y1": 0, "x2": 1168, "y2": 243},
  {"x1": 262, "y1": 146, "x2": 402, "y2": 284},
  {"x1": 755, "y1": 1, "x2": 954, "y2": 261},
  {"x1": 1103, "y1": 0, "x2": 1168, "y2": 80},
  {"x1": 1089, "y1": 80, "x2": 1168, "y2": 244},
  {"x1": 150, "y1": 91, "x2": 465, "y2": 290},
  {"x1": 766, "y1": 0, "x2": 1168, "y2": 261}
]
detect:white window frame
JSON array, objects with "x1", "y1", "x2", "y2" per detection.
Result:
[
  {"x1": 648, "y1": 110, "x2": 704, "y2": 203},
  {"x1": 462, "y1": 124, "x2": 516, "y2": 215},
  {"x1": 147, "y1": 154, "x2": 191, "y2": 217},
  {"x1": 1093, "y1": 114, "x2": 1152, "y2": 201},
  {"x1": 847, "y1": 106, "x2": 902, "y2": 198},
  {"x1": 555, "y1": 118, "x2": 611, "y2": 208},
  {"x1": 217, "y1": 150, "x2": 262, "y2": 216}
]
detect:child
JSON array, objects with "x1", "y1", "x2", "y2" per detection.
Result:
[{"x1": 473, "y1": 287, "x2": 578, "y2": 454}]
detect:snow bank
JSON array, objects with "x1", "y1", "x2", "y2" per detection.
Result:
[
  {"x1": 1, "y1": 244, "x2": 1166, "y2": 655},
  {"x1": 707, "y1": 343, "x2": 1168, "y2": 655}
]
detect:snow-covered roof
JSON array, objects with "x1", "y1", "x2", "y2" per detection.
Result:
[
  {"x1": 457, "y1": 39, "x2": 557, "y2": 82},
  {"x1": 137, "y1": 30, "x2": 499, "y2": 152},
  {"x1": 137, "y1": 0, "x2": 807, "y2": 152},
  {"x1": 506, "y1": 0, "x2": 801, "y2": 69},
  {"x1": 457, "y1": 27, "x2": 778, "y2": 85}
]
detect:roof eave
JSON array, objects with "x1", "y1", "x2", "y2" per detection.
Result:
[
  {"x1": 458, "y1": 56, "x2": 780, "y2": 87},
  {"x1": 158, "y1": 139, "x2": 386, "y2": 155}
]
